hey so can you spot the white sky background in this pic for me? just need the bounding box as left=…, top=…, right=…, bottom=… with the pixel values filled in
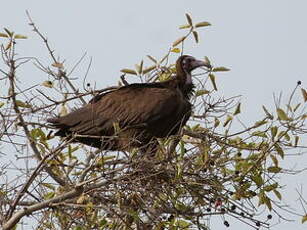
left=1, top=0, right=307, bottom=229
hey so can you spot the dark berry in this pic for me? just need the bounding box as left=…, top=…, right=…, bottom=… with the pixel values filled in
left=228, top=191, right=234, bottom=195
left=221, top=208, right=226, bottom=213
left=87, top=83, right=90, bottom=87
left=256, top=221, right=261, bottom=227
left=206, top=207, right=211, bottom=212
left=231, top=205, right=236, bottom=211
left=224, top=221, right=230, bottom=227
left=267, top=214, right=272, bottom=219
left=235, top=170, right=240, bottom=175
left=240, top=212, right=245, bottom=217
left=297, top=80, right=302, bottom=85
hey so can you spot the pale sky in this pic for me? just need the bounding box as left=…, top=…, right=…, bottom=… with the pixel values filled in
left=1, top=1, right=307, bottom=229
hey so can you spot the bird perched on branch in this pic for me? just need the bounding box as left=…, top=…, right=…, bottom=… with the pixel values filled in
left=48, top=55, right=208, bottom=152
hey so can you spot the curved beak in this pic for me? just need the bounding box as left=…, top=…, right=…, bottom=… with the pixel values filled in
left=191, top=59, right=211, bottom=70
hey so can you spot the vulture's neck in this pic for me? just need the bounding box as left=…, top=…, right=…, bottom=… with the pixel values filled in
left=176, top=67, right=194, bottom=99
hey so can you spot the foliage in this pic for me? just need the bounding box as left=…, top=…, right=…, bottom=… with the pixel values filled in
left=0, top=13, right=306, bottom=230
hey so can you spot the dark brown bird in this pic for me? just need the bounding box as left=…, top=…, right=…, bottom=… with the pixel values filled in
left=48, top=55, right=208, bottom=152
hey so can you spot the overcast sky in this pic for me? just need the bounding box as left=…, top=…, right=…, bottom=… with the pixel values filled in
left=1, top=1, right=307, bottom=229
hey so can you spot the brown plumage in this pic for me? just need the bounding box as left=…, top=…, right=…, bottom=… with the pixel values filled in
left=48, top=55, right=208, bottom=151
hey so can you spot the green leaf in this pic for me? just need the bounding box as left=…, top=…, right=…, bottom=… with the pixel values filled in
left=262, top=105, right=274, bottom=119
left=120, top=68, right=137, bottom=75
left=270, top=154, right=279, bottom=167
left=0, top=102, right=5, bottom=108
left=274, top=143, right=284, bottom=158
left=195, top=21, right=211, bottom=28
left=14, top=34, right=27, bottom=39
left=273, top=189, right=282, bottom=200
left=252, top=131, right=268, bottom=138
left=212, top=66, right=230, bottom=72
left=193, top=31, right=199, bottom=43
left=147, top=55, right=157, bottom=63
left=263, top=183, right=278, bottom=192
left=276, top=108, right=289, bottom=121
left=4, top=28, right=13, bottom=37
left=179, top=24, right=191, bottom=29
left=44, top=192, right=55, bottom=200
left=195, top=89, right=210, bottom=97
left=252, top=174, right=264, bottom=187
left=233, top=103, right=241, bottom=115
left=301, top=88, right=307, bottom=102
left=0, top=33, right=8, bottom=38
left=41, top=183, right=56, bottom=190
left=209, top=73, right=217, bottom=91
left=267, top=166, right=282, bottom=173
left=302, top=215, right=307, bottom=224
left=264, top=195, right=272, bottom=211
left=15, top=100, right=31, bottom=108
left=171, top=47, right=181, bottom=53
left=223, top=115, right=233, bottom=127
left=185, top=13, right=193, bottom=26
left=142, top=65, right=156, bottom=74
left=204, top=56, right=211, bottom=68
left=214, top=117, right=220, bottom=128
left=172, top=36, right=186, bottom=47
left=270, top=126, right=278, bottom=139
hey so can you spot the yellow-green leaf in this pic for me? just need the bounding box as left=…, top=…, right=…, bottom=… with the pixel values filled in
left=214, top=118, right=220, bottom=128
left=274, top=143, right=284, bottom=158
left=195, top=89, right=210, bottom=97
left=193, top=31, right=199, bottom=43
left=4, top=28, right=13, bottom=37
left=204, top=56, right=211, bottom=68
left=301, top=88, right=307, bottom=102
left=273, top=189, right=282, bottom=200
left=195, top=21, right=211, bottom=28
left=0, top=33, right=8, bottom=38
left=172, top=36, right=186, bottom=47
left=252, top=131, right=268, bottom=138
left=267, top=166, right=282, bottom=173
left=252, top=174, right=264, bottom=187
left=0, top=102, right=5, bottom=108
left=264, top=195, right=272, bottom=211
left=223, top=115, right=233, bottom=127
left=120, top=68, right=137, bottom=75
left=14, top=34, right=28, bottom=39
left=270, top=126, right=278, bottom=139
left=262, top=105, right=274, bottom=119
left=270, top=154, right=279, bottom=167
left=212, top=66, right=230, bottom=72
left=171, top=48, right=181, bottom=53
left=276, top=108, right=289, bottom=121
left=233, top=103, right=241, bottom=115
left=44, top=192, right=55, bottom=200
left=15, top=100, right=31, bottom=108
left=209, top=73, right=217, bottom=91
left=185, top=13, right=193, bottom=26
left=147, top=55, right=157, bottom=63
left=41, top=183, right=55, bottom=190
left=263, top=183, right=278, bottom=192
left=179, top=24, right=191, bottom=30
left=42, top=80, right=53, bottom=88
left=142, top=65, right=156, bottom=74
left=302, top=215, right=307, bottom=224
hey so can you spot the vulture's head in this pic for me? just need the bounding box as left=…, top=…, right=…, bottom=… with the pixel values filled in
left=176, top=55, right=210, bottom=85
left=176, top=55, right=209, bottom=74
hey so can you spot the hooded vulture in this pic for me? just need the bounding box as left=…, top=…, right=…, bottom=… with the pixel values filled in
left=48, top=55, right=208, bottom=152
